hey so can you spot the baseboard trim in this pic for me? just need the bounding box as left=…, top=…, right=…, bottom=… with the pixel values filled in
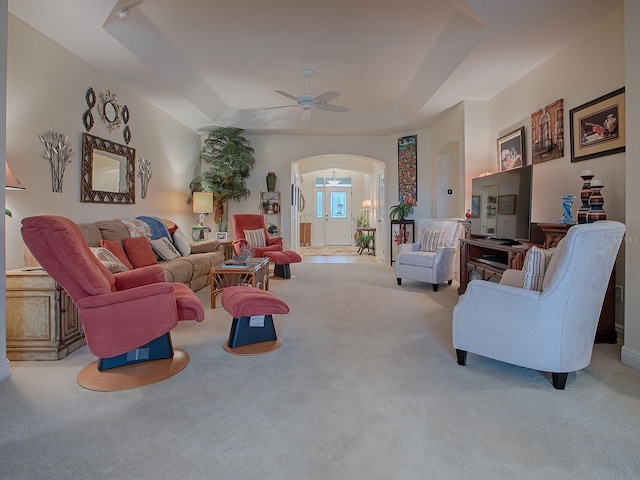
left=0, top=357, right=10, bottom=382
left=621, top=345, right=640, bottom=371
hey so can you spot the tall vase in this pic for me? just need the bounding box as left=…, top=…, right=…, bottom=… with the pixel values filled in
left=578, top=171, right=594, bottom=224
left=587, top=180, right=606, bottom=223
left=266, top=172, right=277, bottom=192
left=558, top=195, right=576, bottom=225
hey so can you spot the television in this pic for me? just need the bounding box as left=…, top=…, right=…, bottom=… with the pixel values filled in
left=470, top=165, right=532, bottom=244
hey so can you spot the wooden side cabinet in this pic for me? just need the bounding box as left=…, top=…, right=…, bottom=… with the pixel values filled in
left=5, top=269, right=85, bottom=360
left=300, top=222, right=311, bottom=246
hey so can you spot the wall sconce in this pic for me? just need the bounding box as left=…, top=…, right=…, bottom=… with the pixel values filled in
left=192, top=192, right=213, bottom=241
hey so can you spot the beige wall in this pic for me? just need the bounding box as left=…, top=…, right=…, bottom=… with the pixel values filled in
left=4, top=15, right=203, bottom=271
left=622, top=0, right=640, bottom=370
left=1, top=0, right=8, bottom=382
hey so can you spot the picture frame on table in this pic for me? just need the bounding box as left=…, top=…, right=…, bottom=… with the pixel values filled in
left=570, top=87, right=625, bottom=163
left=216, top=232, right=228, bottom=242
left=497, top=127, right=525, bottom=172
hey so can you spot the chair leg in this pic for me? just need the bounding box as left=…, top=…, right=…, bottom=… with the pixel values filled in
left=97, top=333, right=174, bottom=371
left=432, top=284, right=439, bottom=292
left=456, top=349, right=467, bottom=366
left=552, top=372, right=568, bottom=390
left=397, top=278, right=402, bottom=286
left=274, top=263, right=291, bottom=278
left=448, top=279, right=452, bottom=285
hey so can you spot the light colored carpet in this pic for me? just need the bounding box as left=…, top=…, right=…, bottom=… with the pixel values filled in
left=2, top=261, right=640, bottom=479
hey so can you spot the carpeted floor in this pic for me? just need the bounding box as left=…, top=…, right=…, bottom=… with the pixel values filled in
left=2, top=260, right=640, bottom=479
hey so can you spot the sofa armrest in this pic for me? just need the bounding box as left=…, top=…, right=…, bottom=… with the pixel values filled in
left=114, top=265, right=165, bottom=290
left=190, top=239, right=221, bottom=254
left=268, top=236, right=283, bottom=247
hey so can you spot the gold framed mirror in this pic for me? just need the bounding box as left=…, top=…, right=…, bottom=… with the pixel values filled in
left=81, top=133, right=136, bottom=204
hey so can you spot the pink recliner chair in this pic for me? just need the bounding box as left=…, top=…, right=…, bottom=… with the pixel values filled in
left=21, top=215, right=205, bottom=389
left=232, top=214, right=283, bottom=256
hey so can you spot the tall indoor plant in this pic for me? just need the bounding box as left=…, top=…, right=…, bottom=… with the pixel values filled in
left=189, top=127, right=256, bottom=230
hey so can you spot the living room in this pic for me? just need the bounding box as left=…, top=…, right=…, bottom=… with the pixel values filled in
left=2, top=1, right=640, bottom=477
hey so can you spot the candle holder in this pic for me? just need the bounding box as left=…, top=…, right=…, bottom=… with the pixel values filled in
left=578, top=172, right=594, bottom=224
left=587, top=180, right=606, bottom=223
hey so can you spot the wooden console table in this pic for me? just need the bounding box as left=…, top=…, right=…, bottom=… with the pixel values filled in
left=5, top=268, right=84, bottom=360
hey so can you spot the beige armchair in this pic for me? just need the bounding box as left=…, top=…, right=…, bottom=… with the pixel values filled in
left=452, top=221, right=625, bottom=389
left=395, top=218, right=465, bottom=291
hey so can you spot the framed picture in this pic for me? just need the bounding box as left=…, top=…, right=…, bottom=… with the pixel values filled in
left=216, top=232, right=228, bottom=242
left=570, top=87, right=625, bottom=162
left=471, top=195, right=480, bottom=218
left=497, top=194, right=516, bottom=214
left=497, top=127, right=525, bottom=172
left=531, top=99, right=564, bottom=164
left=398, top=135, right=417, bottom=205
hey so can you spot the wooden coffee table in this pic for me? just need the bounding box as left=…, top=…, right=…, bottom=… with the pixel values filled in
left=209, top=257, right=270, bottom=308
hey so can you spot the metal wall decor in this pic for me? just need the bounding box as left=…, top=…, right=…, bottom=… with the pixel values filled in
left=137, top=157, right=152, bottom=199
left=81, top=132, right=135, bottom=204
left=83, top=87, right=96, bottom=131
left=122, top=105, right=132, bottom=144
left=38, top=131, right=74, bottom=193
left=98, top=90, right=122, bottom=132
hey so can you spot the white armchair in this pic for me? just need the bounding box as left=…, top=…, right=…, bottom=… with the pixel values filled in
left=395, top=218, right=465, bottom=292
left=452, top=221, right=625, bottom=389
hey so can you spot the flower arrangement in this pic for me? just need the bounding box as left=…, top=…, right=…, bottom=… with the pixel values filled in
left=394, top=225, right=410, bottom=245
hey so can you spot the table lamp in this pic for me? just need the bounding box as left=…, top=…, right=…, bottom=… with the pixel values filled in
left=192, top=192, right=213, bottom=241
left=361, top=198, right=373, bottom=226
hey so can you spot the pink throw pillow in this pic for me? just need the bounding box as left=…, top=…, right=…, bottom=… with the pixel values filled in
left=122, top=237, right=158, bottom=268
left=101, top=239, right=134, bottom=270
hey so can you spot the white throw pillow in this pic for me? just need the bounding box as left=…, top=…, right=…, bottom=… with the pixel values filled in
left=244, top=228, right=266, bottom=248
left=150, top=237, right=182, bottom=261
left=90, top=247, right=129, bottom=273
left=420, top=229, right=446, bottom=252
left=172, top=227, right=191, bottom=257
left=521, top=246, right=556, bottom=291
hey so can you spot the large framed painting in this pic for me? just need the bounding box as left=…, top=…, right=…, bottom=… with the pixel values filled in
left=531, top=99, right=564, bottom=164
left=497, top=127, right=525, bottom=172
left=398, top=135, right=417, bottom=205
left=570, top=87, right=625, bottom=162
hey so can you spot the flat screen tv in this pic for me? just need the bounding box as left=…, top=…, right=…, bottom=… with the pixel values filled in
left=470, top=165, right=532, bottom=243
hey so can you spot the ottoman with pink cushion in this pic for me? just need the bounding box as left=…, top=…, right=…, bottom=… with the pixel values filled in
left=221, top=286, right=289, bottom=353
left=264, top=250, right=302, bottom=278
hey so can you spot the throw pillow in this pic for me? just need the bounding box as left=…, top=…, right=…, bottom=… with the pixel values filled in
left=150, top=237, right=182, bottom=262
left=521, top=246, right=556, bottom=291
left=172, top=227, right=191, bottom=257
left=100, top=239, right=134, bottom=270
left=90, top=247, right=129, bottom=273
left=420, top=229, right=446, bottom=252
left=122, top=237, right=158, bottom=268
left=244, top=228, right=266, bottom=248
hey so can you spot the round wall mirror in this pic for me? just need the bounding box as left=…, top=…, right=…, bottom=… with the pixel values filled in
left=104, top=102, right=118, bottom=122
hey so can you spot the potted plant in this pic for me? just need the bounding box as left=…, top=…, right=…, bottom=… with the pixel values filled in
left=188, top=127, right=256, bottom=226
left=389, top=203, right=414, bottom=245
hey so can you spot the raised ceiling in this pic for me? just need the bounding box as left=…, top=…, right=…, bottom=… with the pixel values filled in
left=9, top=0, right=623, bottom=135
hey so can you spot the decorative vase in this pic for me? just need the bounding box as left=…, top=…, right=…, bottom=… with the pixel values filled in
left=587, top=179, right=606, bottom=223
left=266, top=172, right=277, bottom=192
left=558, top=195, right=576, bottom=225
left=578, top=170, right=594, bottom=224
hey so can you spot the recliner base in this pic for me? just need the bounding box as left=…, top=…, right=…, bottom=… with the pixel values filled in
left=97, top=333, right=174, bottom=371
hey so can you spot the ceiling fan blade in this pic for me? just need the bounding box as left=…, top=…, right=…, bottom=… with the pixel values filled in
left=316, top=104, right=349, bottom=113
left=313, top=91, right=340, bottom=103
left=262, top=104, right=298, bottom=110
left=275, top=90, right=299, bottom=102
left=301, top=108, right=312, bottom=121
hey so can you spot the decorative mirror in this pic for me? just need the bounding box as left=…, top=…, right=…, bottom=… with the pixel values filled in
left=81, top=133, right=135, bottom=204
left=98, top=90, right=122, bottom=132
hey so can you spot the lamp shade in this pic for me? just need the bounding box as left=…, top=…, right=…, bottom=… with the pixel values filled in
left=6, top=161, right=26, bottom=190
left=192, top=192, right=213, bottom=213
left=361, top=198, right=373, bottom=210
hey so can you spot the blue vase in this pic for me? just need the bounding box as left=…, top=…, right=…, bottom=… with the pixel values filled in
left=558, top=195, right=576, bottom=225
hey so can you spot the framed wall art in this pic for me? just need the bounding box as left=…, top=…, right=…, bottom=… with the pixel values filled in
left=570, top=87, right=625, bottom=162
left=398, top=135, right=417, bottom=205
left=531, top=99, right=564, bottom=164
left=497, top=127, right=525, bottom=172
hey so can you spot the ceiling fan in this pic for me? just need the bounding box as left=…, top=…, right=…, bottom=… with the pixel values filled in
left=266, top=69, right=349, bottom=120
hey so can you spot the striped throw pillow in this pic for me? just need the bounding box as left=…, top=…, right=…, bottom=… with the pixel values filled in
left=244, top=229, right=266, bottom=248
left=420, top=229, right=446, bottom=252
left=521, top=246, right=556, bottom=291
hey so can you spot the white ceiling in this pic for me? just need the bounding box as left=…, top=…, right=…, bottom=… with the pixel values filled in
left=9, top=0, right=623, bottom=135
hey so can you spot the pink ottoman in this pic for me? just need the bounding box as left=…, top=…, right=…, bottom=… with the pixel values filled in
left=264, top=250, right=302, bottom=278
left=221, top=286, right=289, bottom=353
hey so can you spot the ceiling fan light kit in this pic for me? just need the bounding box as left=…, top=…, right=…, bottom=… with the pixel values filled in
left=269, top=69, right=349, bottom=119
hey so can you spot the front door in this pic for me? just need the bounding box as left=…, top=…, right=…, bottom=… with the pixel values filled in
left=312, top=186, right=352, bottom=246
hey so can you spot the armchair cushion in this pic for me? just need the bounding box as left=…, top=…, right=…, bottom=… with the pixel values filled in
left=123, top=237, right=158, bottom=268
left=521, top=245, right=556, bottom=291
left=244, top=228, right=267, bottom=247
left=420, top=229, right=446, bottom=252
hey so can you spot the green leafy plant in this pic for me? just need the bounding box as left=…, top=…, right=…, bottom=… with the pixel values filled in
left=355, top=233, right=373, bottom=248
left=188, top=127, right=256, bottom=223
left=389, top=203, right=414, bottom=221
left=353, top=213, right=369, bottom=227
left=5, top=208, right=12, bottom=217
